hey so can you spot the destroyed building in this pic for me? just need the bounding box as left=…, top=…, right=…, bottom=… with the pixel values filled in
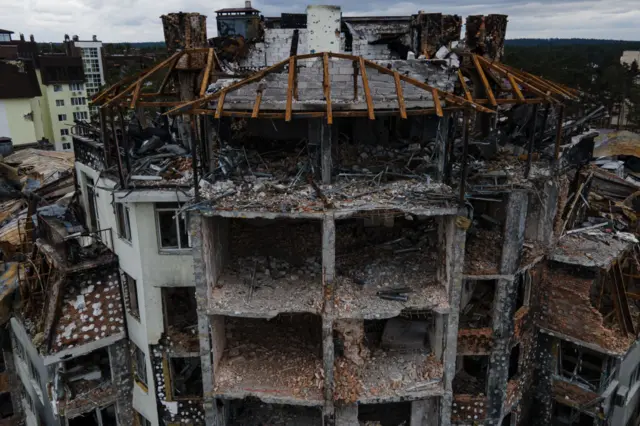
left=0, top=3, right=633, bottom=426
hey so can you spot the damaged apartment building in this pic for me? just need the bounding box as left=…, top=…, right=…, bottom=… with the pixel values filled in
left=5, top=2, right=631, bottom=426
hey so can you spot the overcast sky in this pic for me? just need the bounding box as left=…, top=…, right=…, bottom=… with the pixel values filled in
left=3, top=0, right=639, bottom=43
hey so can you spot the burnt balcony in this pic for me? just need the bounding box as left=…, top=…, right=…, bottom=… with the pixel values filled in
left=72, top=134, right=106, bottom=172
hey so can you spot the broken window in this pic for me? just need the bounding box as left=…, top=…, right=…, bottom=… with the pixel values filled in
left=122, top=271, right=139, bottom=319
left=508, top=344, right=520, bottom=380
left=100, top=404, right=117, bottom=426
left=64, top=347, right=111, bottom=398
left=464, top=197, right=506, bottom=275
left=69, top=411, right=99, bottom=426
left=228, top=398, right=323, bottom=425
left=170, top=357, right=203, bottom=398
left=453, top=355, right=489, bottom=394
left=136, top=411, right=151, bottom=426
left=132, top=342, right=147, bottom=388
left=459, top=280, right=495, bottom=329
left=163, top=287, right=198, bottom=352
left=156, top=203, right=190, bottom=250
left=558, top=340, right=606, bottom=391
left=214, top=218, right=323, bottom=316
left=553, top=402, right=595, bottom=426
left=358, top=401, right=411, bottom=425
left=334, top=215, right=442, bottom=318
left=115, top=203, right=131, bottom=242
left=85, top=175, right=99, bottom=231
left=0, top=392, right=13, bottom=419
left=215, top=314, right=323, bottom=400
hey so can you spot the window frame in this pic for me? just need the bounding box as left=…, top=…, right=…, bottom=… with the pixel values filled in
left=55, top=99, right=64, bottom=107
left=62, top=142, right=71, bottom=150
left=131, top=343, right=148, bottom=389
left=60, top=129, right=69, bottom=136
left=53, top=84, right=62, bottom=92
left=115, top=203, right=132, bottom=242
left=122, top=271, right=140, bottom=320
left=155, top=203, right=191, bottom=252
left=57, top=114, right=67, bottom=122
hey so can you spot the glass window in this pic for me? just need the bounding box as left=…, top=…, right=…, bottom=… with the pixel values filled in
left=132, top=343, right=147, bottom=387
left=55, top=99, right=64, bottom=107
left=115, top=204, right=131, bottom=242
left=156, top=203, right=190, bottom=250
left=60, top=129, right=69, bottom=136
left=53, top=84, right=62, bottom=92
left=121, top=271, right=139, bottom=319
left=57, top=114, right=66, bottom=121
left=70, top=82, right=83, bottom=91
left=62, top=142, right=71, bottom=150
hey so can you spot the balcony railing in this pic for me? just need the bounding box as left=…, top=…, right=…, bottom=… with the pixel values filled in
left=72, top=135, right=106, bottom=171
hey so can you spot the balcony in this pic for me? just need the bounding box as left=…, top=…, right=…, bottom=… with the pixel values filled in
left=72, top=135, right=106, bottom=172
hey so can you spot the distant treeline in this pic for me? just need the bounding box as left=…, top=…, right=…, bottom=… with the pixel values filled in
left=506, top=38, right=640, bottom=47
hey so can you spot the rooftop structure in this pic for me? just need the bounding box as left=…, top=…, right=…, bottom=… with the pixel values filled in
left=1, top=4, right=639, bottom=426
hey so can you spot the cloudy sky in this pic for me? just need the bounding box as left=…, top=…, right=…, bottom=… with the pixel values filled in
left=3, top=0, right=639, bottom=42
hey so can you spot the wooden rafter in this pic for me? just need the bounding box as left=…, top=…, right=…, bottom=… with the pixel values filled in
left=501, top=63, right=579, bottom=99
left=129, top=83, right=142, bottom=109
left=214, top=91, right=226, bottom=119
left=157, top=53, right=182, bottom=95
left=323, top=53, right=333, bottom=125
left=507, top=74, right=525, bottom=101
left=103, top=50, right=183, bottom=107
left=252, top=86, right=264, bottom=118
left=359, top=57, right=375, bottom=120
left=193, top=107, right=458, bottom=119
left=393, top=71, right=407, bottom=119
left=169, top=51, right=496, bottom=117
left=168, top=56, right=292, bottom=115
left=286, top=56, right=296, bottom=122
left=477, top=56, right=557, bottom=103
left=472, top=54, right=497, bottom=107
left=431, top=88, right=443, bottom=118
left=458, top=70, right=473, bottom=103
left=200, top=48, right=215, bottom=97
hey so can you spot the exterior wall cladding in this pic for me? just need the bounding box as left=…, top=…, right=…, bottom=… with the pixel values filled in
left=63, top=5, right=640, bottom=426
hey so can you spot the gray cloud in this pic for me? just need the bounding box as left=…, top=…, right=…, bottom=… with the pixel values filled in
left=2, top=0, right=638, bottom=42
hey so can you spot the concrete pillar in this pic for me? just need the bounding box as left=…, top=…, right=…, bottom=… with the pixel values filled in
left=191, top=213, right=225, bottom=426
left=525, top=180, right=559, bottom=250
left=411, top=398, right=440, bottom=426
left=532, top=334, right=556, bottom=426
left=434, top=113, right=450, bottom=182
left=335, top=404, right=358, bottom=426
left=108, top=339, right=133, bottom=425
left=486, top=191, right=529, bottom=423
left=309, top=119, right=333, bottom=184
left=322, top=213, right=336, bottom=424
left=440, top=213, right=467, bottom=426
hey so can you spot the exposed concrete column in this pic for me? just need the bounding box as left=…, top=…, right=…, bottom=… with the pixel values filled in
left=525, top=180, right=559, bottom=250
left=322, top=213, right=336, bottom=425
left=440, top=213, right=467, bottom=426
left=309, top=119, right=333, bottom=184
left=531, top=334, right=556, bottom=426
left=411, top=398, right=439, bottom=426
left=108, top=339, right=133, bottom=425
left=191, top=213, right=225, bottom=426
left=486, top=191, right=529, bottom=423
left=335, top=404, right=358, bottom=426
left=434, top=112, right=450, bottom=182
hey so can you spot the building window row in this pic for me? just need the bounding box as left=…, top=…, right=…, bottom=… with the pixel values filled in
left=71, top=97, right=87, bottom=106
left=73, top=111, right=89, bottom=121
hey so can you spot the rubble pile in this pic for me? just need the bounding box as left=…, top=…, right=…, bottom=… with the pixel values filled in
left=213, top=256, right=324, bottom=315
left=215, top=316, right=324, bottom=401
left=464, top=228, right=502, bottom=275
left=336, top=140, right=438, bottom=177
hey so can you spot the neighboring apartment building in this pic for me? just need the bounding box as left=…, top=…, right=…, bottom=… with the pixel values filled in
left=0, top=57, right=43, bottom=147
left=10, top=207, right=133, bottom=426
left=36, top=56, right=90, bottom=151
left=72, top=136, right=197, bottom=425
left=64, top=36, right=106, bottom=117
